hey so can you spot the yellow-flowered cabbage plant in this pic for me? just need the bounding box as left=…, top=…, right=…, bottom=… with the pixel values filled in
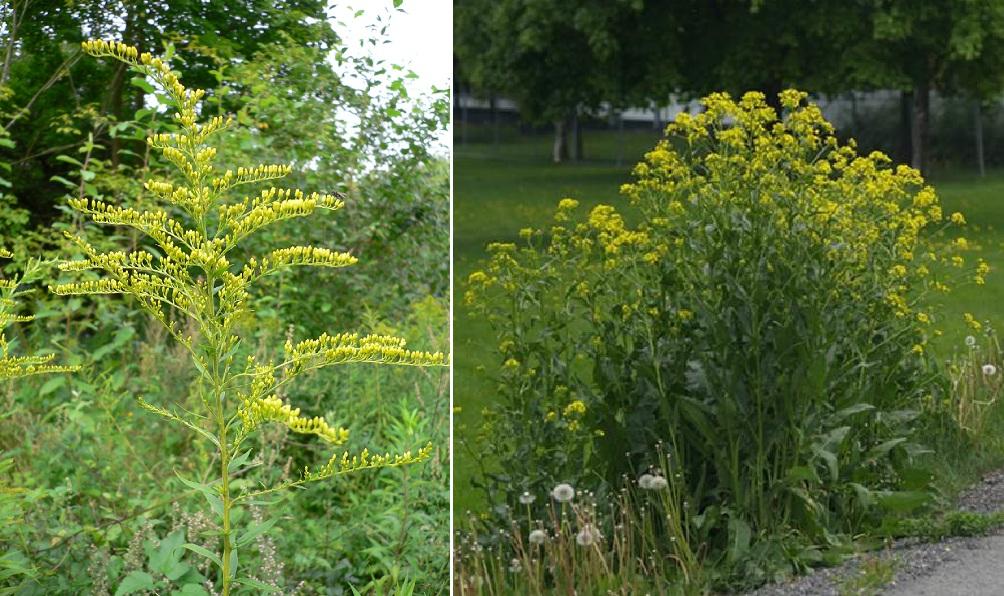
left=55, top=41, right=447, bottom=595
left=466, top=90, right=977, bottom=584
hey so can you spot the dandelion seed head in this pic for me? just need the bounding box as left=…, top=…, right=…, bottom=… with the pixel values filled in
left=519, top=491, right=535, bottom=505
left=576, top=524, right=601, bottom=546
left=984, top=363, right=998, bottom=376
left=551, top=483, right=575, bottom=502
left=528, top=529, right=547, bottom=544
left=647, top=475, right=669, bottom=491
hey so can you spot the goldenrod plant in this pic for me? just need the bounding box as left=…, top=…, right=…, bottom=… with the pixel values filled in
left=55, top=40, right=447, bottom=594
left=465, top=90, right=982, bottom=588
left=0, top=250, right=77, bottom=380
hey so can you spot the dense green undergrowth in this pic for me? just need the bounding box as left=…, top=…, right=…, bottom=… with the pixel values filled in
left=0, top=14, right=449, bottom=595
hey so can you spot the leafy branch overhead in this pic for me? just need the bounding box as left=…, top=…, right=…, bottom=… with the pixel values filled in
left=50, top=40, right=447, bottom=594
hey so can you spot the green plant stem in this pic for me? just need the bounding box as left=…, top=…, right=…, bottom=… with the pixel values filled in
left=217, top=374, right=233, bottom=594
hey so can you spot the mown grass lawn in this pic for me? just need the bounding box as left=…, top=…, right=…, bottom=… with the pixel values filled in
left=453, top=126, right=1004, bottom=512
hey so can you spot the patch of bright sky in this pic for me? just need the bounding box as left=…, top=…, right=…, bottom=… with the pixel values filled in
left=328, top=0, right=451, bottom=151
left=329, top=0, right=451, bottom=93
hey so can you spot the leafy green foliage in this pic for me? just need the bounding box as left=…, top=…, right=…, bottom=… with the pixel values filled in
left=0, top=9, right=448, bottom=593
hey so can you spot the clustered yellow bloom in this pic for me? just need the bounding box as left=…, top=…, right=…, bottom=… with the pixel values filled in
left=238, top=395, right=349, bottom=444
left=613, top=89, right=984, bottom=328
left=0, top=253, right=78, bottom=380
left=562, top=399, right=587, bottom=417
left=283, top=332, right=446, bottom=374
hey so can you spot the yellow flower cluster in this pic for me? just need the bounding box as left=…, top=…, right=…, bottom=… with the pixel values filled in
left=617, top=90, right=976, bottom=323
left=238, top=395, right=349, bottom=444
left=249, top=246, right=358, bottom=279
left=562, top=399, right=586, bottom=417
left=283, top=332, right=447, bottom=374
left=307, top=443, right=434, bottom=482
left=0, top=253, right=78, bottom=380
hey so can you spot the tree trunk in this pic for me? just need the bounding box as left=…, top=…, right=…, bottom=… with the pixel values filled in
left=911, top=80, right=930, bottom=174
left=652, top=101, right=662, bottom=131
left=764, top=79, right=783, bottom=112
left=490, top=94, right=499, bottom=146
left=849, top=92, right=859, bottom=140
left=0, top=0, right=25, bottom=86
left=570, top=111, right=583, bottom=162
left=458, top=91, right=468, bottom=145
left=552, top=119, right=568, bottom=163
left=899, top=91, right=913, bottom=165
left=616, top=111, right=625, bottom=168
left=974, top=100, right=985, bottom=177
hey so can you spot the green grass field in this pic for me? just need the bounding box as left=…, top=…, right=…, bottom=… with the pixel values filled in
left=453, top=126, right=1004, bottom=512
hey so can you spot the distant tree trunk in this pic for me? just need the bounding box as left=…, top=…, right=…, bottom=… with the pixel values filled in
left=616, top=111, right=625, bottom=167
left=900, top=90, right=913, bottom=165
left=849, top=92, right=859, bottom=140
left=764, top=79, right=783, bottom=112
left=490, top=94, right=499, bottom=146
left=0, top=0, right=26, bottom=86
left=652, top=100, right=662, bottom=131
left=457, top=90, right=468, bottom=145
left=570, top=111, right=583, bottom=162
left=552, top=118, right=568, bottom=163
left=974, top=100, right=985, bottom=177
left=911, top=79, right=930, bottom=174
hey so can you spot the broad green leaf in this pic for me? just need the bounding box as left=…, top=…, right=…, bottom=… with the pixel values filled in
left=114, top=571, right=155, bottom=596
left=38, top=377, right=66, bottom=397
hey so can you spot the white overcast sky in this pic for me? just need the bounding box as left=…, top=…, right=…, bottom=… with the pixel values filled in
left=330, top=0, right=452, bottom=92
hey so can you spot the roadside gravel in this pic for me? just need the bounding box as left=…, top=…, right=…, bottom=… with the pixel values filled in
left=747, top=469, right=1004, bottom=595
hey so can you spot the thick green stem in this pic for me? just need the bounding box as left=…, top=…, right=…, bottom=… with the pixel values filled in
left=218, top=381, right=232, bottom=595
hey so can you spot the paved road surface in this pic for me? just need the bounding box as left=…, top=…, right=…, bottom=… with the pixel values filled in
left=884, top=533, right=1004, bottom=595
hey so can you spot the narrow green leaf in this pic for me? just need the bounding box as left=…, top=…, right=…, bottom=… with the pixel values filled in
left=235, top=517, right=277, bottom=548
left=54, top=154, right=84, bottom=167
left=234, top=577, right=281, bottom=593
left=182, top=543, right=222, bottom=569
